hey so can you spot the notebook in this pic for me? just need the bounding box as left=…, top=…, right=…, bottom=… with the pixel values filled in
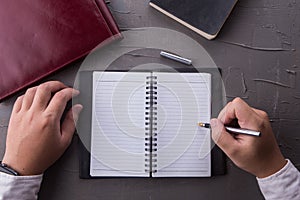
left=149, top=0, right=238, bottom=40
left=0, top=0, right=120, bottom=101
left=90, top=71, right=211, bottom=177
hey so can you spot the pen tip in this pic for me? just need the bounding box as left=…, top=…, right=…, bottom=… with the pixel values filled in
left=198, top=122, right=204, bottom=127
left=198, top=122, right=210, bottom=128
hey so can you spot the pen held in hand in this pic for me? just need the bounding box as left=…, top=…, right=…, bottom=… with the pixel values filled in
left=198, top=122, right=261, bottom=137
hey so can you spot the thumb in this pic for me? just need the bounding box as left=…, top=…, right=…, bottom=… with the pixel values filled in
left=210, top=118, right=236, bottom=153
left=61, top=104, right=83, bottom=146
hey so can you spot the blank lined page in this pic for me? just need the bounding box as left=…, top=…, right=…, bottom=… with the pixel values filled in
left=90, top=72, right=149, bottom=177
left=153, top=72, right=211, bottom=177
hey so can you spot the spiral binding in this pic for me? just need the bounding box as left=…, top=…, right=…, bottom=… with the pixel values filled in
left=144, top=74, right=158, bottom=175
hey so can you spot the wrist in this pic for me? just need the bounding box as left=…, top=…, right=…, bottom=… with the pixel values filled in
left=0, top=161, right=20, bottom=176
left=2, top=155, right=46, bottom=176
left=255, top=155, right=287, bottom=178
left=2, top=156, right=28, bottom=176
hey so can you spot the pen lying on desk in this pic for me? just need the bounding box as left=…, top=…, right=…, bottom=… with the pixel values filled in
left=198, top=122, right=261, bottom=137
left=160, top=51, right=192, bottom=65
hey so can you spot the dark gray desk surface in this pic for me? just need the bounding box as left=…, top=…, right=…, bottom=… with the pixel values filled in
left=1, top=0, right=299, bottom=199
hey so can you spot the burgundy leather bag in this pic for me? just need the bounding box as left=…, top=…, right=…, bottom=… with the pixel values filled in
left=0, top=0, right=120, bottom=101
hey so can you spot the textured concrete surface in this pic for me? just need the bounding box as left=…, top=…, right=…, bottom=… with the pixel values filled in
left=0, top=0, right=299, bottom=199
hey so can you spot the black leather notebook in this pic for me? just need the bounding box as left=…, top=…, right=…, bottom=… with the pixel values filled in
left=76, top=48, right=226, bottom=178
left=77, top=69, right=226, bottom=178
left=149, top=0, right=238, bottom=40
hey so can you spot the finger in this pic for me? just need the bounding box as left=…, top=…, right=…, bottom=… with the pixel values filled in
left=46, top=88, right=80, bottom=119
left=218, top=101, right=232, bottom=122
left=252, top=108, right=268, bottom=119
left=12, top=95, right=24, bottom=113
left=22, top=87, right=38, bottom=110
left=219, top=98, right=258, bottom=129
left=210, top=118, right=238, bottom=154
left=32, top=81, right=67, bottom=110
left=218, top=98, right=247, bottom=123
left=60, top=104, right=83, bottom=147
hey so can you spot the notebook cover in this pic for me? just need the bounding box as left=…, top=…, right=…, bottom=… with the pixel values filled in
left=77, top=71, right=93, bottom=179
left=77, top=68, right=226, bottom=178
left=149, top=0, right=237, bottom=40
left=0, top=0, right=121, bottom=101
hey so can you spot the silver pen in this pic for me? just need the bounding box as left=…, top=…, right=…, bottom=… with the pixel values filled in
left=160, top=51, right=192, bottom=65
left=198, top=122, right=261, bottom=137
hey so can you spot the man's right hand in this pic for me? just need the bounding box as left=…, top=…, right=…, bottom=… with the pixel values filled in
left=210, top=98, right=286, bottom=178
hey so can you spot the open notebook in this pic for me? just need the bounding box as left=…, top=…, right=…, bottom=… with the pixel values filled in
left=90, top=71, right=211, bottom=177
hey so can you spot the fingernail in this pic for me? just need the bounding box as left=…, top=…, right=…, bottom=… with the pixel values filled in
left=73, top=89, right=80, bottom=95
left=73, top=105, right=83, bottom=116
left=210, top=119, right=218, bottom=128
left=73, top=105, right=83, bottom=124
